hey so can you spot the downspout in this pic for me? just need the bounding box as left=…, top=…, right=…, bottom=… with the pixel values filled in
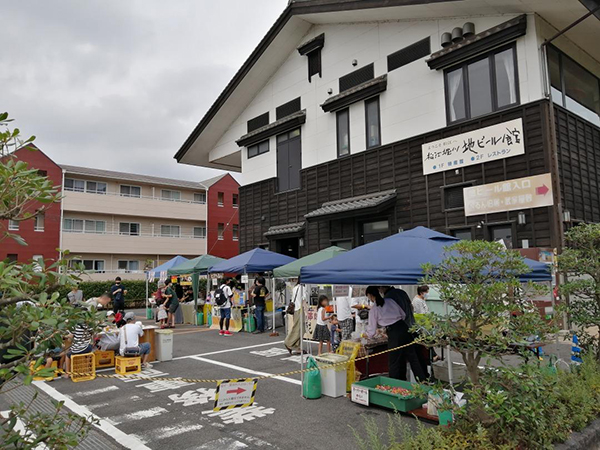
left=59, top=168, right=66, bottom=268
left=199, top=181, right=208, bottom=255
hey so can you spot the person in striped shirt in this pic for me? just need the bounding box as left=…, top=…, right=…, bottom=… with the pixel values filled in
left=63, top=323, right=93, bottom=378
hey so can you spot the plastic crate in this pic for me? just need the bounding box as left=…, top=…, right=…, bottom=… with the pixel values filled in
left=71, top=353, right=96, bottom=383
left=30, top=360, right=59, bottom=381
left=352, top=376, right=429, bottom=412
left=337, top=341, right=361, bottom=392
left=115, top=356, right=141, bottom=375
left=94, top=350, right=115, bottom=368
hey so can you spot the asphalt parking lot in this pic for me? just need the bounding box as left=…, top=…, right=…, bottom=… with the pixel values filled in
left=33, top=314, right=409, bottom=450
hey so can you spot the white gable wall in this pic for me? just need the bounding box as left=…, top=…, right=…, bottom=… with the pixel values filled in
left=210, top=14, right=544, bottom=186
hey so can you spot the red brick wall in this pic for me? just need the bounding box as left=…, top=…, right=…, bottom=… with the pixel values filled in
left=207, top=174, right=240, bottom=259
left=0, top=146, right=62, bottom=264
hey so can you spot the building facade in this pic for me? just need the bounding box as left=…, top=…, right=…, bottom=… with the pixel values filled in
left=204, top=173, right=241, bottom=259
left=176, top=0, right=600, bottom=259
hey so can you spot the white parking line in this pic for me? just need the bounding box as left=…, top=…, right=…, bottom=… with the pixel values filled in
left=173, top=340, right=285, bottom=360
left=33, top=381, right=152, bottom=450
left=71, top=385, right=119, bottom=397
left=190, top=356, right=301, bottom=385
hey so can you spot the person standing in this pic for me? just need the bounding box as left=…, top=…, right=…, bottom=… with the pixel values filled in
left=251, top=277, right=269, bottom=334
left=67, top=284, right=84, bottom=305
left=412, top=285, right=430, bottom=314
left=335, top=288, right=355, bottom=341
left=216, top=278, right=234, bottom=336
left=163, top=279, right=180, bottom=329
left=284, top=279, right=305, bottom=354
left=110, top=277, right=127, bottom=314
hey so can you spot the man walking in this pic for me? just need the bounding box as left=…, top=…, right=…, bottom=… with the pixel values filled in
left=251, top=277, right=269, bottom=334
left=215, top=278, right=234, bottom=336
left=110, top=277, right=127, bottom=314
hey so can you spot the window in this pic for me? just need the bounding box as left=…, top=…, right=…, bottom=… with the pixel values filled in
left=308, top=51, right=322, bottom=82
left=8, top=220, right=19, bottom=231
left=489, top=224, right=514, bottom=249
left=161, top=190, right=181, bottom=201
left=160, top=225, right=180, bottom=237
left=218, top=223, right=224, bottom=240
left=64, top=178, right=85, bottom=192
left=193, top=226, right=206, bottom=239
left=37, top=170, right=47, bottom=177
left=32, top=255, right=43, bottom=272
left=232, top=224, right=239, bottom=241
left=218, top=192, right=224, bottom=206
left=232, top=193, right=239, bottom=208
left=365, top=97, right=381, bottom=149
left=63, top=218, right=105, bottom=233
left=85, top=181, right=107, bottom=195
left=340, top=64, right=374, bottom=92
left=118, top=260, right=139, bottom=272
left=387, top=37, right=431, bottom=72
left=120, top=185, right=141, bottom=197
left=443, top=184, right=471, bottom=210
left=445, top=45, right=518, bottom=123
left=247, top=140, right=269, bottom=159
left=276, top=97, right=301, bottom=120
left=193, top=192, right=206, bottom=204
left=277, top=129, right=302, bottom=192
left=361, top=220, right=389, bottom=244
left=336, top=109, right=350, bottom=157
left=452, top=228, right=473, bottom=240
left=247, top=112, right=269, bottom=133
left=34, top=212, right=45, bottom=232
left=298, top=33, right=324, bottom=82
left=63, top=218, right=83, bottom=233
left=84, top=220, right=106, bottom=234
left=119, top=222, right=140, bottom=236
left=548, top=46, right=600, bottom=126
left=73, top=259, right=105, bottom=272
left=6, top=254, right=18, bottom=263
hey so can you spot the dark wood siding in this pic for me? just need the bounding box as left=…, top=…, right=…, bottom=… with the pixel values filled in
left=240, top=100, right=561, bottom=256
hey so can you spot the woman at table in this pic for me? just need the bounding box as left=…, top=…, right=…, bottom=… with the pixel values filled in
left=364, top=286, right=426, bottom=381
left=163, top=279, right=180, bottom=329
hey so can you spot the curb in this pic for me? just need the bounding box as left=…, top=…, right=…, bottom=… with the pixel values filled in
left=555, top=417, right=600, bottom=450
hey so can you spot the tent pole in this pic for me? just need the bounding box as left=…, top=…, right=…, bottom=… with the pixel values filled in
left=445, top=301, right=454, bottom=385
left=272, top=273, right=275, bottom=333
left=145, top=275, right=149, bottom=313
left=300, top=283, right=306, bottom=398
left=245, top=269, right=250, bottom=332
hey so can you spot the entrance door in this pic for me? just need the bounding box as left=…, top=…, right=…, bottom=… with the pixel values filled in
left=361, top=219, right=390, bottom=245
left=276, top=237, right=299, bottom=259
left=277, top=129, right=301, bottom=192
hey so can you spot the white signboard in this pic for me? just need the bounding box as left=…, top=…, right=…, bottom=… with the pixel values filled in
left=214, top=378, right=257, bottom=411
left=422, top=118, right=524, bottom=175
left=241, top=274, right=249, bottom=284
left=212, top=278, right=218, bottom=286
left=463, top=173, right=554, bottom=217
left=351, top=385, right=369, bottom=406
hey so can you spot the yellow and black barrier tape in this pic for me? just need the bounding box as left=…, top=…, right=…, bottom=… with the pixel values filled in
left=54, top=339, right=421, bottom=383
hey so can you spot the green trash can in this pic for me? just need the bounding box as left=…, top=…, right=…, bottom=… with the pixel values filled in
left=146, top=307, right=153, bottom=320
left=207, top=313, right=212, bottom=327
left=244, top=316, right=256, bottom=333
left=197, top=312, right=204, bottom=326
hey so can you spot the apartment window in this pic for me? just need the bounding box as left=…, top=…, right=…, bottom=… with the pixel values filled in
left=63, top=218, right=105, bottom=233
left=443, top=184, right=471, bottom=211
left=64, top=178, right=85, bottom=192
left=85, top=181, right=107, bottom=195
left=85, top=220, right=106, bottom=234
left=63, top=218, right=83, bottom=233
left=232, top=193, right=239, bottom=208
left=336, top=108, right=350, bottom=157
left=232, top=224, right=239, bottom=241
left=8, top=219, right=19, bottom=231
left=119, top=222, right=140, bottom=236
left=445, top=45, right=519, bottom=123
left=452, top=228, right=473, bottom=240
left=218, top=192, right=224, bottom=206
left=120, top=185, right=141, bottom=198
left=365, top=97, right=381, bottom=149
left=72, top=259, right=105, bottom=272
left=160, top=225, right=180, bottom=237
left=118, top=260, right=140, bottom=272
left=218, top=223, right=225, bottom=240
left=161, top=190, right=181, bottom=201
left=6, top=254, right=18, bottom=263
left=548, top=46, right=600, bottom=126
left=34, top=212, right=45, bottom=232
left=193, top=192, right=206, bottom=204
left=247, top=140, right=269, bottom=159
left=193, top=226, right=206, bottom=239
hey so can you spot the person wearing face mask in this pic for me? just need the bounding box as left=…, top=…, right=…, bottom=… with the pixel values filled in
left=412, top=285, right=430, bottom=314
left=110, top=277, right=128, bottom=314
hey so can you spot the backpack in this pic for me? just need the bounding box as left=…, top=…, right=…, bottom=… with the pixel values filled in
left=214, top=285, right=228, bottom=306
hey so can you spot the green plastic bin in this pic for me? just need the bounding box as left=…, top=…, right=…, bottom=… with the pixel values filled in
left=438, top=409, right=453, bottom=426
left=146, top=308, right=153, bottom=320
left=197, top=312, right=204, bottom=326
left=352, top=376, right=429, bottom=412
left=244, top=316, right=256, bottom=333
left=207, top=313, right=212, bottom=327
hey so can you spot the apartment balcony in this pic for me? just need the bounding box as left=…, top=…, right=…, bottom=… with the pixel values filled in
left=62, top=190, right=206, bottom=222
left=62, top=231, right=207, bottom=256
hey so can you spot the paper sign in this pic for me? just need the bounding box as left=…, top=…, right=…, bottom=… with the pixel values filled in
left=212, top=278, right=218, bottom=286
left=241, top=274, right=249, bottom=284
left=351, top=385, right=369, bottom=406
left=214, top=378, right=257, bottom=411
left=463, top=173, right=553, bottom=216
left=333, top=285, right=350, bottom=297
left=422, top=118, right=524, bottom=175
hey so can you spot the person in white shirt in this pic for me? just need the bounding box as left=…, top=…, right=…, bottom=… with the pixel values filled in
left=119, top=312, right=152, bottom=368
left=335, top=287, right=355, bottom=341
left=412, top=285, right=430, bottom=315
left=217, top=278, right=234, bottom=336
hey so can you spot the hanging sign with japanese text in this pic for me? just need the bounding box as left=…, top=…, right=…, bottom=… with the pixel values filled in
left=463, top=173, right=554, bottom=217
left=422, top=118, right=524, bottom=175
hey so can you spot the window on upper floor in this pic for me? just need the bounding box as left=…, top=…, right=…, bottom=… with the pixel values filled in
left=160, top=225, right=180, bottom=237
left=218, top=223, right=224, bottom=240
left=232, top=193, right=239, bottom=208
left=194, top=192, right=206, bottom=204
left=72, top=259, right=105, bottom=272
left=34, top=212, right=45, bottom=232
left=218, top=192, right=224, bottom=206
left=8, top=219, right=19, bottom=231
left=445, top=45, right=519, bottom=123
left=443, top=183, right=472, bottom=211
left=193, top=226, right=206, bottom=239
left=336, top=108, right=350, bottom=157
left=120, top=185, right=141, bottom=198
left=63, top=218, right=105, bottom=234
left=298, top=33, right=324, bottom=82
left=64, top=178, right=85, bottom=192
left=161, top=189, right=181, bottom=201
left=233, top=224, right=239, bottom=241
left=247, top=140, right=269, bottom=159
left=64, top=178, right=106, bottom=194
left=308, top=51, right=322, bottom=82
left=37, top=170, right=47, bottom=177
left=548, top=45, right=600, bottom=126
left=365, top=97, right=381, bottom=149
left=118, top=260, right=140, bottom=272
left=277, top=129, right=302, bottom=192
left=85, top=181, right=107, bottom=195
left=119, top=222, right=140, bottom=236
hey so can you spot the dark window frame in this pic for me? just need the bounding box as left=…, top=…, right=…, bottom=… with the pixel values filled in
left=441, top=181, right=474, bottom=212
left=364, top=96, right=381, bottom=149
left=449, top=226, right=474, bottom=240
left=247, top=140, right=270, bottom=159
left=308, top=50, right=322, bottom=82
left=485, top=221, right=517, bottom=249
left=276, top=128, right=302, bottom=193
left=336, top=108, right=351, bottom=158
left=444, top=44, right=520, bottom=124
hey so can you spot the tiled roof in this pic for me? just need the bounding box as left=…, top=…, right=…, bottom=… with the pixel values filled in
left=305, top=189, right=397, bottom=219
left=320, top=75, right=387, bottom=112
left=236, top=110, right=306, bottom=146
left=264, top=221, right=306, bottom=237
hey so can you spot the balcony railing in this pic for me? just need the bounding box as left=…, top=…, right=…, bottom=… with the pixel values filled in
left=62, top=229, right=206, bottom=239
left=63, top=187, right=206, bottom=205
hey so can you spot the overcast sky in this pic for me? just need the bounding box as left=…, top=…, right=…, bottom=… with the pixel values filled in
left=1, top=0, right=287, bottom=182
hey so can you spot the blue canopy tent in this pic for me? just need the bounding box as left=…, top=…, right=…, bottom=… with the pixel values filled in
left=209, top=248, right=296, bottom=332
left=145, top=256, right=189, bottom=317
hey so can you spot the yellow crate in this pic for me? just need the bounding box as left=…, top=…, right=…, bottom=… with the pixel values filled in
left=337, top=341, right=361, bottom=392
left=30, top=360, right=59, bottom=381
left=115, top=356, right=141, bottom=375
left=94, top=350, right=115, bottom=368
left=71, top=353, right=96, bottom=382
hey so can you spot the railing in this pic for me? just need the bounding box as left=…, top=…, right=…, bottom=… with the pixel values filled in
left=63, top=187, right=207, bottom=205
left=62, top=229, right=206, bottom=239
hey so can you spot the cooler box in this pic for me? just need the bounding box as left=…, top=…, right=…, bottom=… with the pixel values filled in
left=314, top=353, right=349, bottom=398
left=155, top=329, right=174, bottom=361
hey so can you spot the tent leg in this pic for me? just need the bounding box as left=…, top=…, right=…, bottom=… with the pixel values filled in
left=272, top=275, right=276, bottom=333
left=445, top=301, right=453, bottom=385
left=245, top=270, right=250, bottom=332
left=300, top=283, right=306, bottom=398
left=145, top=277, right=149, bottom=317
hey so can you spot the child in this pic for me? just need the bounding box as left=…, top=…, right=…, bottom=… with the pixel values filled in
left=329, top=314, right=342, bottom=351
left=157, top=301, right=168, bottom=328
left=314, top=295, right=331, bottom=355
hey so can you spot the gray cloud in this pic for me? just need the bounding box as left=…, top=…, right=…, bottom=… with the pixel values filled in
left=1, top=0, right=287, bottom=181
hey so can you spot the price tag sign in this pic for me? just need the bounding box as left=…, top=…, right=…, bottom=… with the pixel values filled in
left=212, top=278, right=218, bottom=286
left=351, top=385, right=369, bottom=406
left=241, top=274, right=249, bottom=284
